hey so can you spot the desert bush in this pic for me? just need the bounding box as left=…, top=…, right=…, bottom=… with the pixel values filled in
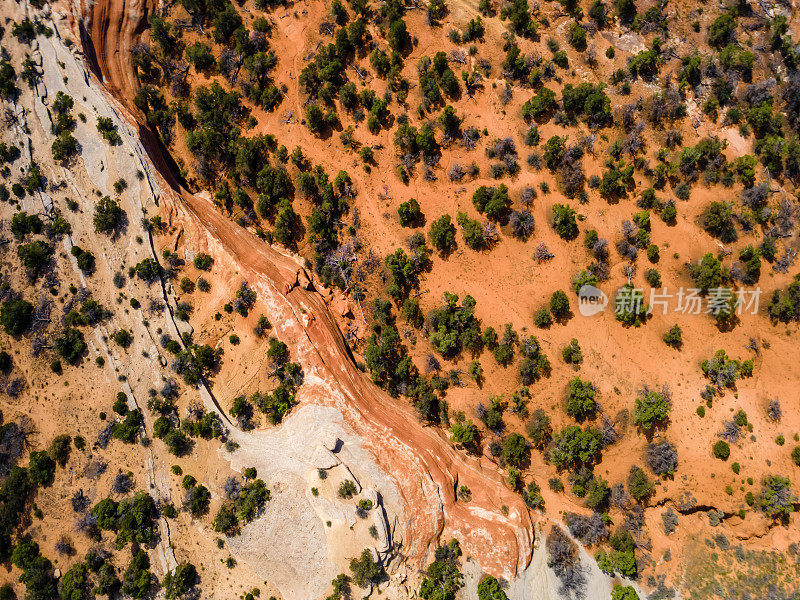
left=1, top=298, right=32, bottom=336
left=526, top=409, right=552, bottom=449
left=194, top=253, right=214, bottom=270
left=398, top=198, right=423, bottom=226
left=93, top=196, right=125, bottom=234
left=349, top=549, right=385, bottom=588
left=552, top=204, right=578, bottom=239
left=55, top=327, right=87, bottom=364
left=162, top=562, right=199, bottom=599
left=550, top=290, right=570, bottom=320
left=429, top=215, right=456, bottom=254
left=627, top=465, right=653, bottom=501
left=472, top=185, right=511, bottom=222
left=561, top=338, right=583, bottom=365
left=548, top=425, right=601, bottom=467
left=477, top=574, right=508, bottom=599
left=565, top=377, right=596, bottom=420
left=663, top=324, right=682, bottom=348
left=17, top=241, right=53, bottom=278
left=633, top=385, right=671, bottom=431
left=546, top=526, right=586, bottom=599
left=647, top=440, right=678, bottom=476
left=702, top=201, right=737, bottom=242
left=702, top=349, right=744, bottom=388
left=94, top=116, right=122, bottom=148
left=565, top=512, right=607, bottom=545
left=615, top=285, right=648, bottom=327
left=611, top=584, right=639, bottom=600
left=509, top=210, right=534, bottom=240
left=760, top=475, right=797, bottom=521
left=713, top=440, right=731, bottom=460
left=457, top=212, right=486, bottom=250
left=518, top=334, right=550, bottom=384
left=534, top=307, right=553, bottom=328
left=502, top=433, right=529, bottom=467
left=451, top=418, right=480, bottom=453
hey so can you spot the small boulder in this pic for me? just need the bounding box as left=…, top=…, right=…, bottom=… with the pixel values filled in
left=372, top=510, right=390, bottom=553
left=319, top=430, right=340, bottom=452
left=310, top=446, right=340, bottom=470
left=363, top=489, right=379, bottom=507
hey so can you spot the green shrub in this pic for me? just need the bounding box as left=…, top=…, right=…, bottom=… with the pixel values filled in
left=451, top=419, right=480, bottom=452
left=633, top=386, right=671, bottom=431
left=561, top=338, right=583, bottom=365
left=55, top=327, right=87, bottom=364
left=17, top=241, right=53, bottom=278
left=522, top=87, right=557, bottom=121
left=760, top=475, right=797, bottom=520
left=534, top=307, right=553, bottom=328
left=429, top=215, right=456, bottom=254
left=708, top=13, right=736, bottom=48
left=663, top=324, right=682, bottom=348
left=565, top=377, right=596, bottom=420
left=338, top=480, right=357, bottom=499
left=611, top=584, right=639, bottom=600
left=457, top=212, right=486, bottom=250
left=526, top=409, right=552, bottom=449
left=349, top=548, right=385, bottom=588
left=472, top=185, right=511, bottom=222
left=48, top=434, right=72, bottom=467
left=627, top=466, right=653, bottom=501
left=1, top=298, right=32, bottom=335
left=97, top=116, right=122, bottom=145
left=113, top=409, right=143, bottom=444
left=548, top=425, right=601, bottom=467
left=398, top=198, right=422, bottom=226
left=113, top=329, right=134, bottom=349
left=10, top=211, right=42, bottom=239
left=194, top=253, right=214, bottom=270
left=477, top=575, right=508, bottom=599
left=549, top=290, right=570, bottom=320
left=162, top=562, right=198, bottom=599
left=187, top=484, right=211, bottom=516
left=701, top=201, right=737, bottom=242
left=713, top=440, right=730, bottom=460
left=615, top=284, right=648, bottom=327
left=28, top=450, right=56, bottom=486
left=567, top=22, right=587, bottom=50
left=93, top=196, right=124, bottom=234
left=552, top=204, right=578, bottom=239
left=502, top=433, right=529, bottom=468
left=51, top=131, right=79, bottom=163
left=122, top=548, right=152, bottom=598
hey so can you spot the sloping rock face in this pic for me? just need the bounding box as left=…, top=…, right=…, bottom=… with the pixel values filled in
left=161, top=169, right=534, bottom=582
left=76, top=0, right=535, bottom=586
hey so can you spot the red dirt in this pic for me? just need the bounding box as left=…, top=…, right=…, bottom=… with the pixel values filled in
left=79, top=0, right=535, bottom=577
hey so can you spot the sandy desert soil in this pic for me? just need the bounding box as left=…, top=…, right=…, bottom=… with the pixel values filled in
left=2, top=0, right=800, bottom=598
